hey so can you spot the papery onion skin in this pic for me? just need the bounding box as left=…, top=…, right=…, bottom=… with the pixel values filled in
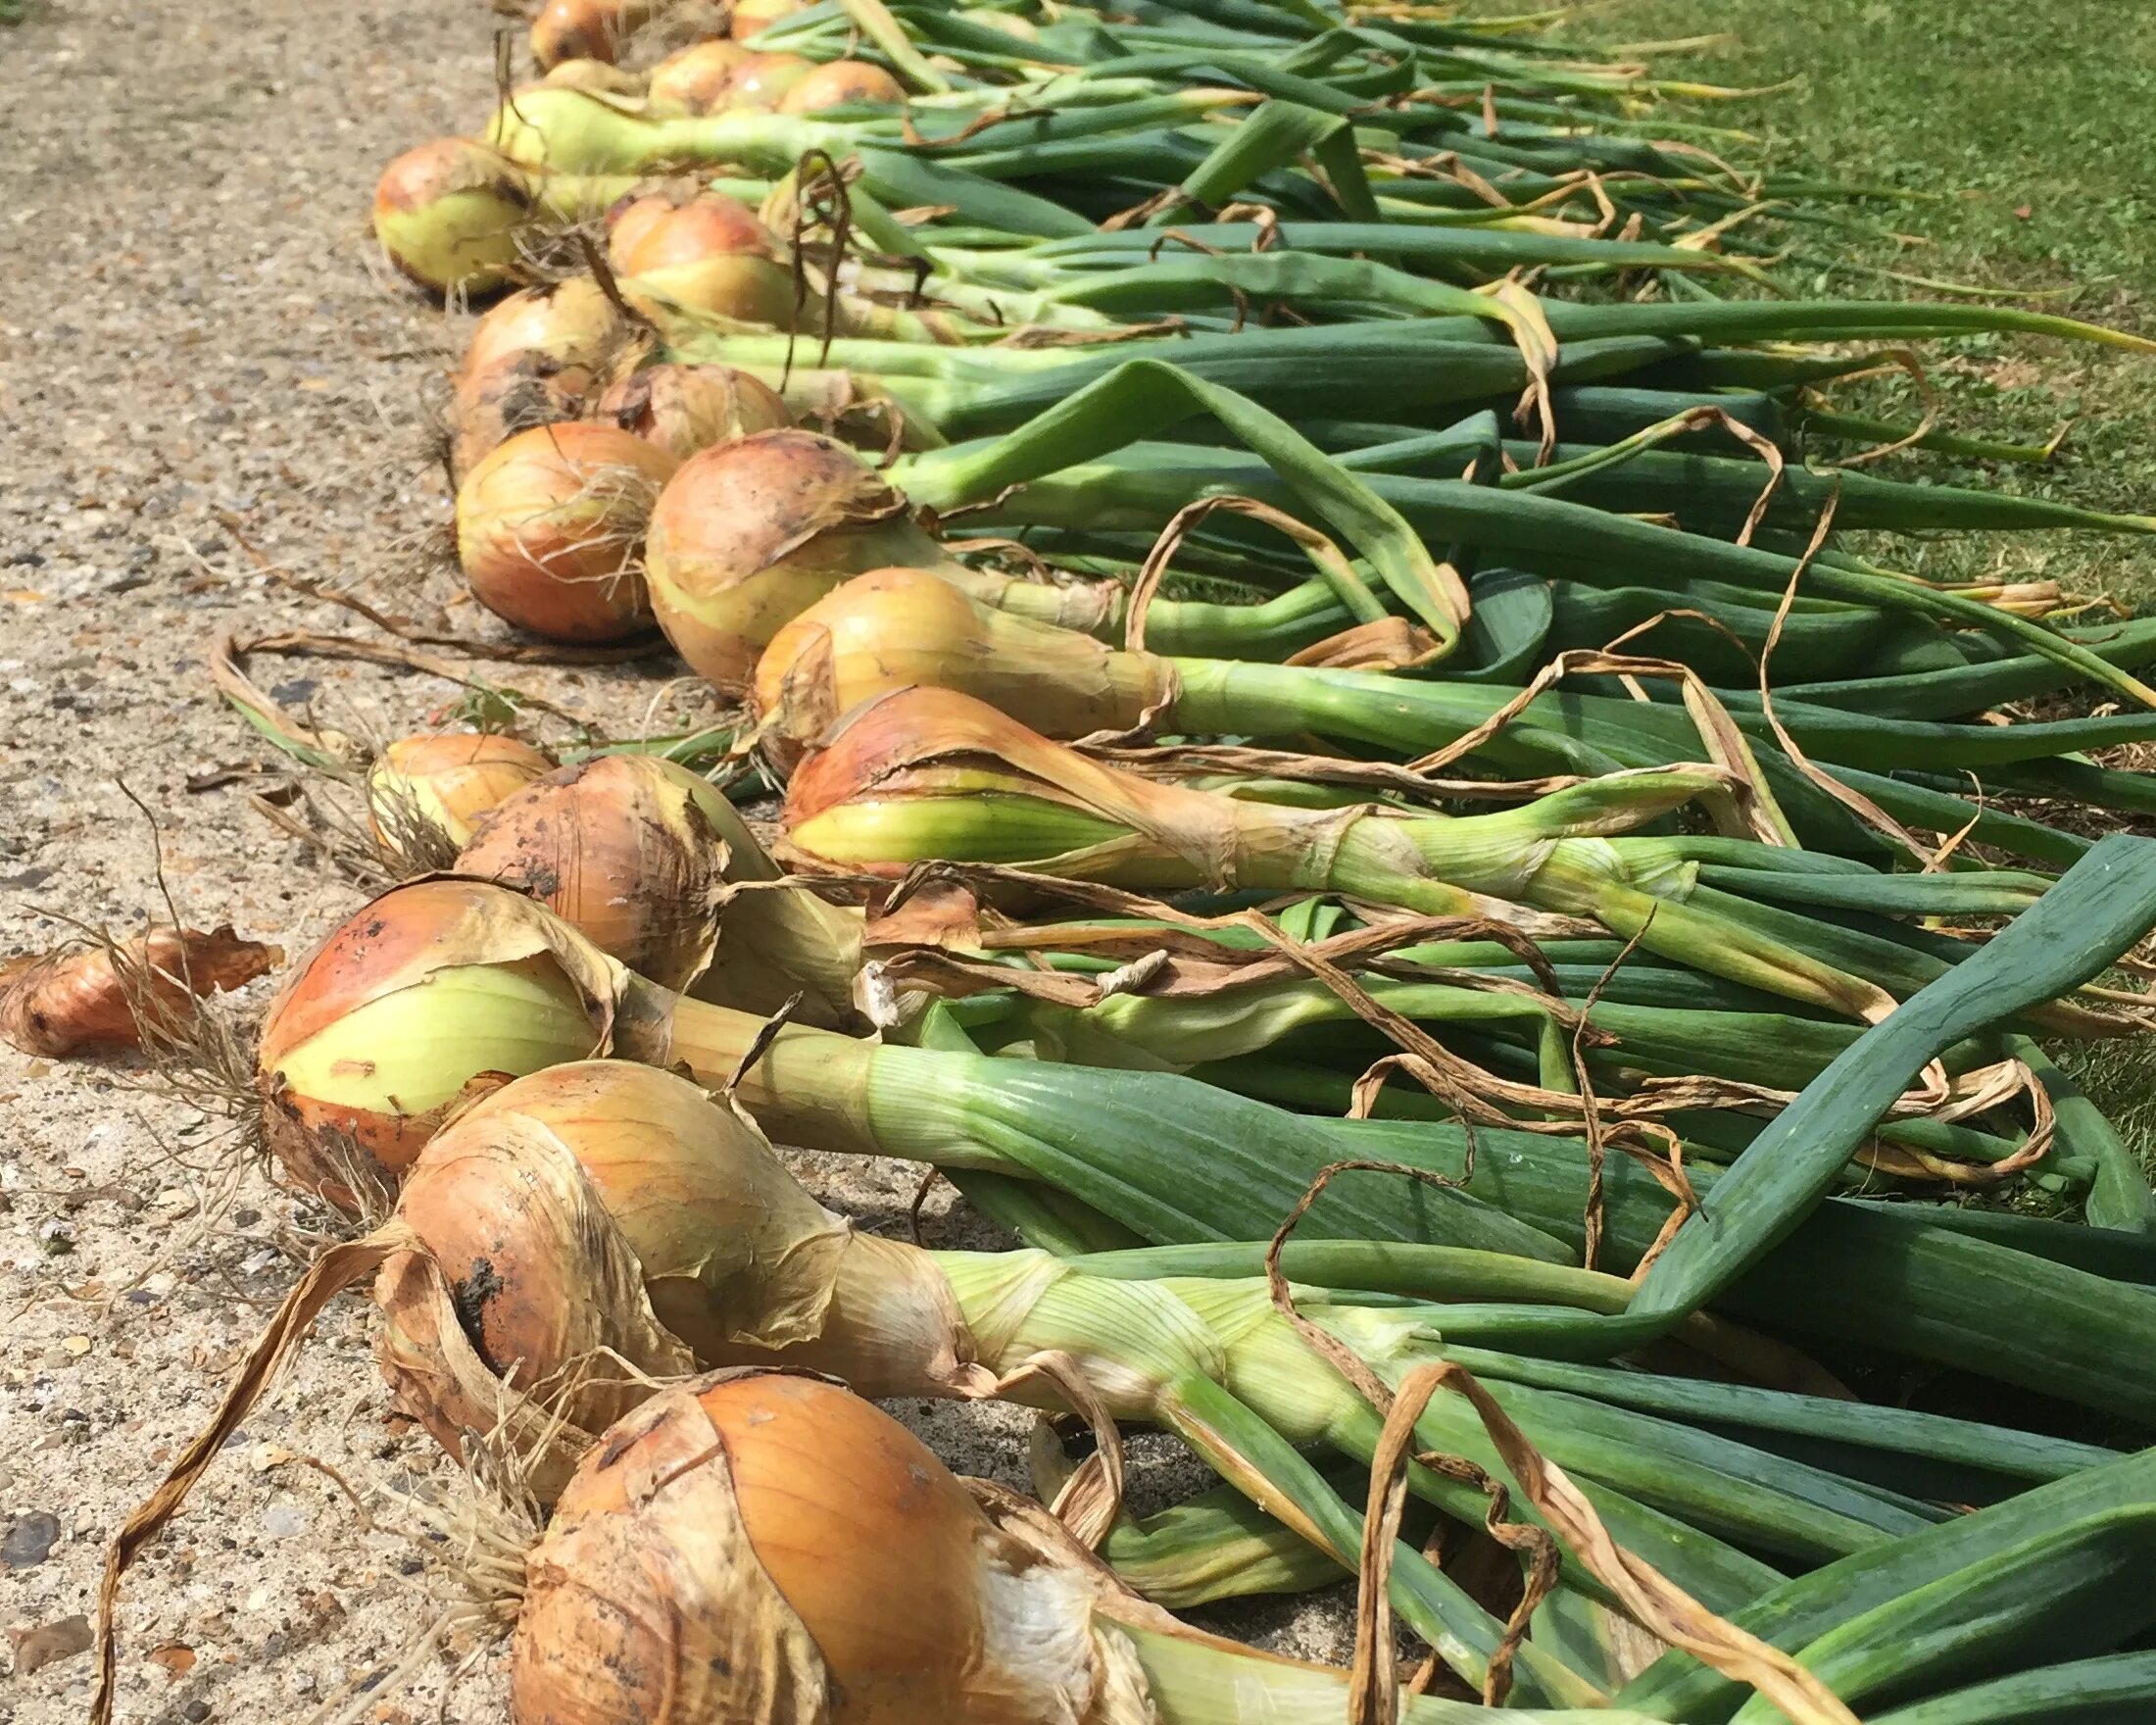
left=778, top=60, right=907, bottom=114
left=368, top=732, right=557, bottom=860
left=454, top=755, right=734, bottom=993
left=595, top=362, right=793, bottom=463
left=509, top=1372, right=1022, bottom=1725
left=0, top=928, right=282, bottom=1059
left=456, top=421, right=678, bottom=642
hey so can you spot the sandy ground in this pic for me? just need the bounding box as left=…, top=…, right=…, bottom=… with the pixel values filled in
left=0, top=4, right=1358, bottom=1719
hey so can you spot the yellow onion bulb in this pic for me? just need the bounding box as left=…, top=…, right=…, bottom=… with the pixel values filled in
left=254, top=879, right=619, bottom=1203
left=511, top=1372, right=1058, bottom=1725
left=721, top=49, right=816, bottom=108
left=367, top=732, right=558, bottom=861
left=373, top=1060, right=817, bottom=1473
left=449, top=277, right=627, bottom=482
left=372, top=138, right=540, bottom=297
left=456, top=421, right=678, bottom=641
left=454, top=755, right=736, bottom=993
left=752, top=566, right=1166, bottom=769
left=645, top=38, right=754, bottom=111
left=778, top=59, right=907, bottom=113
left=644, top=429, right=950, bottom=690
left=594, top=362, right=792, bottom=463
left=605, top=191, right=798, bottom=324
left=530, top=0, right=660, bottom=67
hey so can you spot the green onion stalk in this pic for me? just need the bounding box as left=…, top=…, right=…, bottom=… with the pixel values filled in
left=772, top=683, right=2126, bottom=1030
left=746, top=564, right=2131, bottom=868
left=151, top=1055, right=2007, bottom=1707
left=247, top=874, right=2156, bottom=1421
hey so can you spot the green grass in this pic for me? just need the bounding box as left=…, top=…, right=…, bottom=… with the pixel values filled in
left=1550, top=0, right=2156, bottom=608
left=1553, top=0, right=2156, bottom=1186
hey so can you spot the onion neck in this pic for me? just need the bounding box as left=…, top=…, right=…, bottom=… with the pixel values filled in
left=615, top=973, right=884, bottom=1153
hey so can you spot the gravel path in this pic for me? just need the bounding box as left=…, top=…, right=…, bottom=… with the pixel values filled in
left=0, top=5, right=1360, bottom=1718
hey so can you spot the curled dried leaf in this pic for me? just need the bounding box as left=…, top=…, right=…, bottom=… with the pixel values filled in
left=1, top=927, right=282, bottom=1059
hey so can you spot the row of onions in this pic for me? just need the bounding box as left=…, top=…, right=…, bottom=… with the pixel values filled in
left=64, top=0, right=2156, bottom=1720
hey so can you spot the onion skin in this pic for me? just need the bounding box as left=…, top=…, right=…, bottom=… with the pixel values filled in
left=456, top=421, right=677, bottom=642
left=510, top=1372, right=1039, bottom=1725
left=594, top=362, right=793, bottom=463
left=0, top=928, right=281, bottom=1059
left=645, top=38, right=754, bottom=111
left=605, top=191, right=801, bottom=324
left=779, top=60, right=907, bottom=113
left=644, top=429, right=949, bottom=690
left=454, top=755, right=734, bottom=993
left=367, top=732, right=557, bottom=860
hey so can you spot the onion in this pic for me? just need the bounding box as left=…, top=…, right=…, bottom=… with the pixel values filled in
left=778, top=59, right=908, bottom=114
left=367, top=732, right=558, bottom=861
left=645, top=38, right=754, bottom=112
left=453, top=755, right=735, bottom=993
left=372, top=138, right=539, bottom=297
left=594, top=362, right=793, bottom=463
left=530, top=0, right=663, bottom=67
left=449, top=277, right=627, bottom=482
left=456, top=421, right=677, bottom=641
left=605, top=189, right=800, bottom=324
left=510, top=1371, right=1143, bottom=1725
left=754, top=566, right=1168, bottom=768
left=641, top=430, right=934, bottom=687
left=455, top=752, right=860, bottom=1014
left=253, top=880, right=623, bottom=1200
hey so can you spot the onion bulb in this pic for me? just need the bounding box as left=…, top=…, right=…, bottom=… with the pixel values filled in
left=512, top=1371, right=1160, bottom=1725
left=455, top=421, right=677, bottom=641
left=754, top=566, right=1168, bottom=768
left=644, top=38, right=754, bottom=111
left=449, top=277, right=627, bottom=483
left=645, top=429, right=1107, bottom=691
left=253, top=879, right=624, bottom=1200
left=778, top=59, right=907, bottom=113
left=530, top=0, right=665, bottom=67
left=453, top=755, right=735, bottom=993
left=594, top=362, right=792, bottom=463
left=367, top=732, right=558, bottom=862
left=605, top=190, right=800, bottom=324
left=372, top=138, right=543, bottom=297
